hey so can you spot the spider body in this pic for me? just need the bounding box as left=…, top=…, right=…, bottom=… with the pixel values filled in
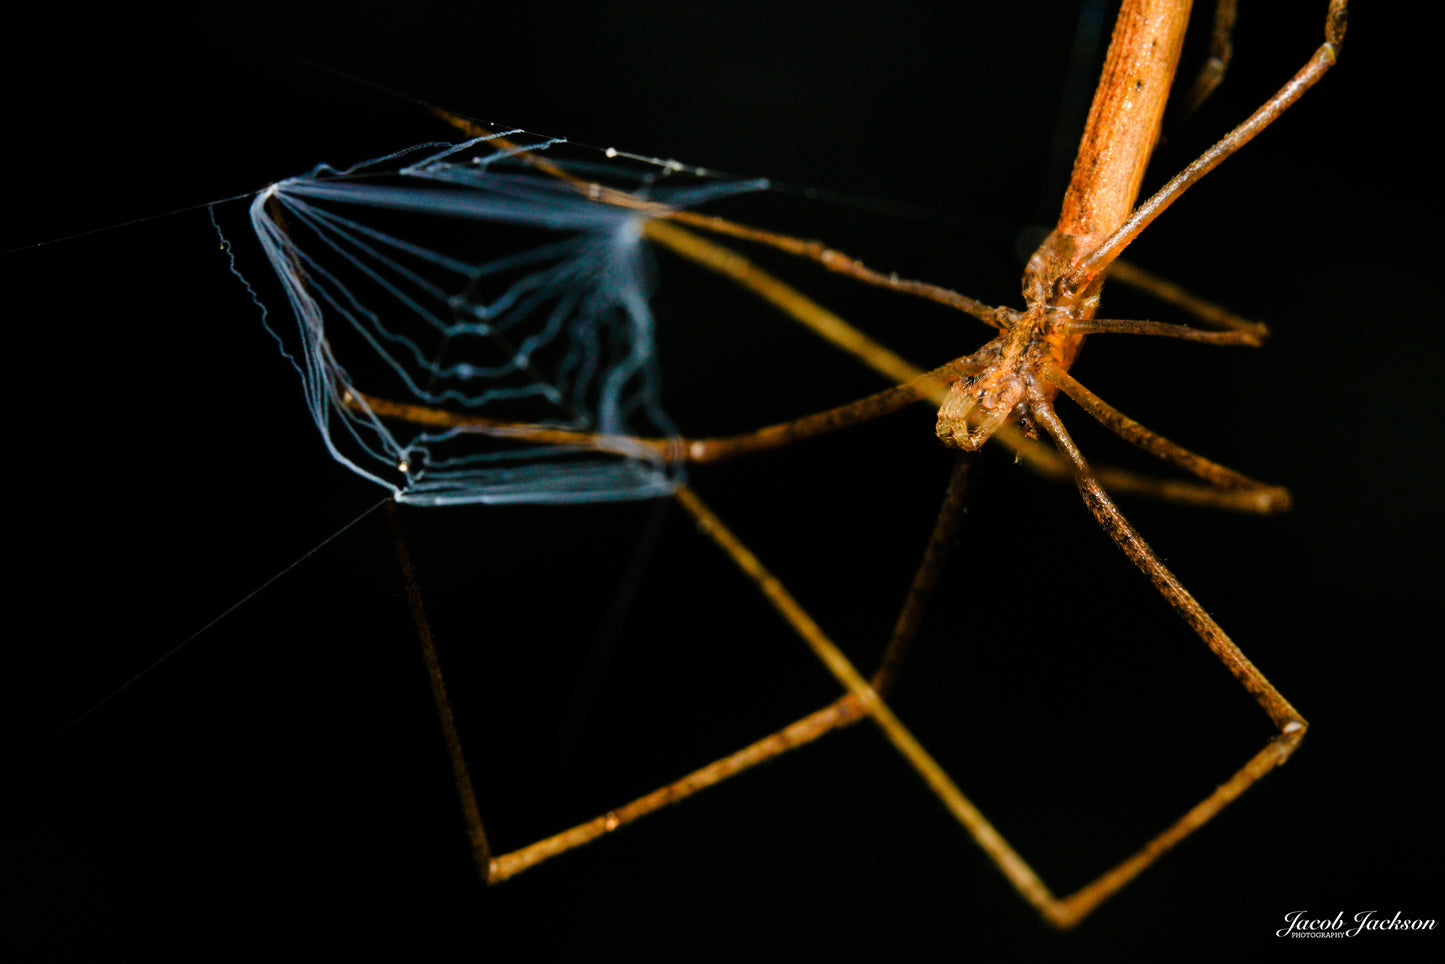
left=937, top=229, right=1093, bottom=450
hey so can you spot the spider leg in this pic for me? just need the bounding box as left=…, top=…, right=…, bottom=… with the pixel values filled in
left=487, top=694, right=869, bottom=882
left=353, top=357, right=973, bottom=469
left=991, top=424, right=1287, bottom=514
left=685, top=361, right=965, bottom=463
left=671, top=485, right=1061, bottom=914
left=1065, top=317, right=1262, bottom=346
left=1042, top=360, right=1291, bottom=511
left=870, top=453, right=976, bottom=697
left=643, top=219, right=941, bottom=387
left=388, top=501, right=494, bottom=878
left=430, top=108, right=1001, bottom=328
left=1063, top=0, right=1348, bottom=293
left=1027, top=390, right=1305, bottom=927
left=662, top=210, right=1000, bottom=326
left=1104, top=258, right=1267, bottom=338
left=1173, top=0, right=1238, bottom=125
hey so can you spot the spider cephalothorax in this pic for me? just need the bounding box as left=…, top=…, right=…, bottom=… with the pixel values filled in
left=937, top=229, right=1099, bottom=450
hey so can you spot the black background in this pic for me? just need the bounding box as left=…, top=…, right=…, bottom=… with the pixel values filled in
left=7, top=2, right=1439, bottom=960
